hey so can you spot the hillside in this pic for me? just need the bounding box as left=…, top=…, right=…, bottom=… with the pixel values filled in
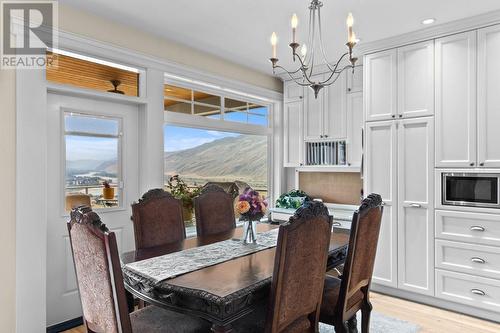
left=164, top=135, right=267, bottom=187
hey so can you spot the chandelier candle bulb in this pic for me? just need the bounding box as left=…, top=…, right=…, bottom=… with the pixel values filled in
left=270, top=32, right=277, bottom=58
left=291, top=13, right=298, bottom=43
left=346, top=13, right=354, bottom=42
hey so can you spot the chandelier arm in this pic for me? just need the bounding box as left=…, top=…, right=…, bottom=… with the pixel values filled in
left=273, top=65, right=312, bottom=86
left=321, top=65, right=354, bottom=86
left=308, top=6, right=317, bottom=78
left=318, top=52, right=350, bottom=83
left=317, top=7, right=348, bottom=73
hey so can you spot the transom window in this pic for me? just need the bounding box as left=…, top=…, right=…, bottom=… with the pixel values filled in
left=64, top=112, right=122, bottom=210
left=164, top=84, right=269, bottom=126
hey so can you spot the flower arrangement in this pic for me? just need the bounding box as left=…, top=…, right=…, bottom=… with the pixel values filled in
left=102, top=180, right=111, bottom=188
left=166, top=175, right=201, bottom=211
left=236, top=187, right=268, bottom=222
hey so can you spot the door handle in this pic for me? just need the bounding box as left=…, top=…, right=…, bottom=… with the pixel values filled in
left=409, top=203, right=422, bottom=208
left=470, top=226, right=485, bottom=232
left=471, top=257, right=486, bottom=264
left=471, top=289, right=486, bottom=296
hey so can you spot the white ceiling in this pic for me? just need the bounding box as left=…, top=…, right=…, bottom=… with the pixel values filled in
left=60, top=0, right=500, bottom=75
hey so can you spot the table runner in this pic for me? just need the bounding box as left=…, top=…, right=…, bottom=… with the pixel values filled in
left=123, top=228, right=280, bottom=285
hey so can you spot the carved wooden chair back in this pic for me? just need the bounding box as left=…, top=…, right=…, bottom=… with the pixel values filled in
left=337, top=193, right=383, bottom=322
left=194, top=184, right=236, bottom=237
left=67, top=206, right=132, bottom=333
left=266, top=201, right=333, bottom=333
left=131, top=189, right=186, bottom=250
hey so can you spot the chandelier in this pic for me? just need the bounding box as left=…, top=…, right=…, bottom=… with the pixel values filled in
left=269, top=0, right=358, bottom=98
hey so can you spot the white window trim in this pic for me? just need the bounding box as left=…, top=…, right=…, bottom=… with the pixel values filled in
left=163, top=79, right=275, bottom=203
left=60, top=108, right=125, bottom=216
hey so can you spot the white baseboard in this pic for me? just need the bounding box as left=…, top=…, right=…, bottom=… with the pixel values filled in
left=371, top=283, right=500, bottom=323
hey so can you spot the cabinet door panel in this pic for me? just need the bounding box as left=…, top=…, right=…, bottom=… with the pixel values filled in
left=304, top=75, right=324, bottom=140
left=284, top=80, right=304, bottom=102
left=398, top=41, right=434, bottom=118
left=365, top=121, right=398, bottom=287
left=346, top=92, right=363, bottom=167
left=324, top=71, right=346, bottom=139
left=284, top=101, right=303, bottom=167
left=365, top=50, right=397, bottom=122
left=347, top=65, right=363, bottom=93
left=435, top=31, right=477, bottom=167
left=397, top=117, right=434, bottom=296
left=478, top=25, right=500, bottom=167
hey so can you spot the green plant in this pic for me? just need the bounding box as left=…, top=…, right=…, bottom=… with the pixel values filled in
left=166, top=175, right=201, bottom=211
left=275, top=189, right=312, bottom=209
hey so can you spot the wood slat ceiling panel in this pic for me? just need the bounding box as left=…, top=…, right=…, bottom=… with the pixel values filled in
left=46, top=52, right=139, bottom=96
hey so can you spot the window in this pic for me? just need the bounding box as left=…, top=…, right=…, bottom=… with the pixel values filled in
left=165, top=85, right=222, bottom=119
left=164, top=84, right=269, bottom=126
left=164, top=125, right=268, bottom=229
left=46, top=50, right=140, bottom=96
left=64, top=112, right=122, bottom=210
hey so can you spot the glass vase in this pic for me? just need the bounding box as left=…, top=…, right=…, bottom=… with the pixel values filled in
left=242, top=219, right=257, bottom=245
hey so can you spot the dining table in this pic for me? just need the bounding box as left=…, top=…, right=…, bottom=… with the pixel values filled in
left=121, top=223, right=349, bottom=333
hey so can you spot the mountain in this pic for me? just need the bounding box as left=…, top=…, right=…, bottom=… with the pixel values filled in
left=164, top=135, right=267, bottom=186
left=66, top=159, right=105, bottom=172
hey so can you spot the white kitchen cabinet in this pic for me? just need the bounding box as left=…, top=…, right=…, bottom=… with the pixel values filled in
left=304, top=75, right=325, bottom=140
left=284, top=100, right=304, bottom=167
left=397, top=41, right=434, bottom=119
left=324, top=71, right=347, bottom=139
left=364, top=49, right=397, bottom=122
left=346, top=91, right=363, bottom=167
left=284, top=80, right=304, bottom=102
left=347, top=65, right=363, bottom=93
left=435, top=31, right=477, bottom=167
left=477, top=25, right=500, bottom=168
left=365, top=120, right=398, bottom=287
left=397, top=117, right=434, bottom=296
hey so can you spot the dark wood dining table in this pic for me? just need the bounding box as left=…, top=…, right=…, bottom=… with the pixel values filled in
left=122, top=223, right=349, bottom=332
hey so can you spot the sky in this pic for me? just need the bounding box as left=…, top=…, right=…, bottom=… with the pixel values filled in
left=163, top=125, right=241, bottom=152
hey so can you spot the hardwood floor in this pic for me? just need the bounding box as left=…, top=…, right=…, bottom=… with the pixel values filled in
left=63, top=292, right=500, bottom=333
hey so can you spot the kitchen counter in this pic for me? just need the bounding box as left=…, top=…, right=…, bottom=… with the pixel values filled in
left=270, top=203, right=358, bottom=229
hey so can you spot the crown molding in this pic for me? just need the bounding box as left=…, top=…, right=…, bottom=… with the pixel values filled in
left=279, top=9, right=500, bottom=82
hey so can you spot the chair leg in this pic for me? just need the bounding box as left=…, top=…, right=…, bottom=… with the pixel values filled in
left=334, top=322, right=349, bottom=333
left=347, top=315, right=358, bottom=333
left=361, top=301, right=373, bottom=333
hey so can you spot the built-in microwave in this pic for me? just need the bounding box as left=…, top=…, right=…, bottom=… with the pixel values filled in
left=442, top=172, right=500, bottom=209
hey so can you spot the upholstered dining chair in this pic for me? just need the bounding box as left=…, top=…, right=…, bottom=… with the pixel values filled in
left=319, top=193, right=384, bottom=333
left=234, top=200, right=333, bottom=333
left=131, top=189, right=186, bottom=251
left=194, top=184, right=236, bottom=237
left=67, top=206, right=211, bottom=333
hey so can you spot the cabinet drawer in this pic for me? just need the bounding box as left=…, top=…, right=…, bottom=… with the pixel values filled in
left=435, top=210, right=500, bottom=246
left=435, top=269, right=500, bottom=312
left=436, top=240, right=500, bottom=279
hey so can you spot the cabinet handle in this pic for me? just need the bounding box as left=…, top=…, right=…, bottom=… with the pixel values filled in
left=470, top=226, right=485, bottom=232
left=399, top=114, right=403, bottom=118
left=332, top=222, right=341, bottom=227
left=391, top=115, right=396, bottom=118
left=471, top=257, right=486, bottom=264
left=348, top=88, right=352, bottom=92
left=381, top=201, right=386, bottom=206
left=299, top=96, right=303, bottom=99
left=325, top=135, right=328, bottom=138
left=409, top=203, right=422, bottom=208
left=470, top=162, right=475, bottom=166
left=480, top=162, right=485, bottom=166
left=471, top=289, right=486, bottom=296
